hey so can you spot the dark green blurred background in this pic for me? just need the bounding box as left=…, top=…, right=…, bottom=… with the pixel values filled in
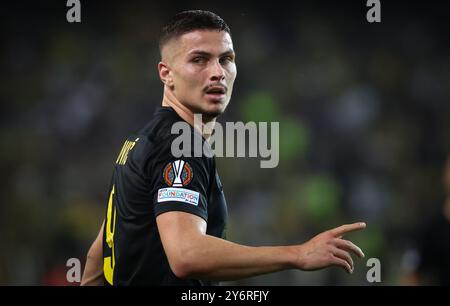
left=1, top=0, right=450, bottom=285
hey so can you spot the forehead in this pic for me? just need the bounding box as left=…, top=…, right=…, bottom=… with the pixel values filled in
left=168, top=30, right=234, bottom=59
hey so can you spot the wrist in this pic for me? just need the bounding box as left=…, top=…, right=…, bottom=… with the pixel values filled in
left=284, top=245, right=302, bottom=270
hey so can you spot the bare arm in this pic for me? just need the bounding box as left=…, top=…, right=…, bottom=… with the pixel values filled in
left=157, top=211, right=366, bottom=281
left=80, top=220, right=105, bottom=286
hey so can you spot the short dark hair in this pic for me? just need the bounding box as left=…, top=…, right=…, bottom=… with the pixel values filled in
left=159, top=10, right=231, bottom=54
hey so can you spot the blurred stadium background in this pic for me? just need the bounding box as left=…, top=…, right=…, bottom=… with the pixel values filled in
left=1, top=0, right=450, bottom=285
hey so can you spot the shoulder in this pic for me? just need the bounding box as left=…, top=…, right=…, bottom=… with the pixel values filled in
left=128, top=111, right=214, bottom=178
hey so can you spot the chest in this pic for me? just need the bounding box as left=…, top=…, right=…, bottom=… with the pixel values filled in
left=206, top=170, right=228, bottom=238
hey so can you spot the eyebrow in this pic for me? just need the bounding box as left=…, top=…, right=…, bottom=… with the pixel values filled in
left=188, top=49, right=235, bottom=57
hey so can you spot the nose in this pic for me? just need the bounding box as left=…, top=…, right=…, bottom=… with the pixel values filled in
left=209, top=59, right=225, bottom=82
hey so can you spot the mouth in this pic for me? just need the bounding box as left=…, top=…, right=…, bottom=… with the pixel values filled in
left=204, top=85, right=227, bottom=101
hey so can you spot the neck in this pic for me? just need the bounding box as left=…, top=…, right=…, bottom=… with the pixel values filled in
left=162, top=86, right=216, bottom=140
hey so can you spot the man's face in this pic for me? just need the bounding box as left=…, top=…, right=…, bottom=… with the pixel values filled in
left=161, top=30, right=237, bottom=119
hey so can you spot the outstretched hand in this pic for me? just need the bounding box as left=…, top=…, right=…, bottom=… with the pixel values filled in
left=295, top=222, right=366, bottom=274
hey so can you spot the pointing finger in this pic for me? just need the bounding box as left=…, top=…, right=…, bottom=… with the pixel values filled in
left=330, top=222, right=366, bottom=237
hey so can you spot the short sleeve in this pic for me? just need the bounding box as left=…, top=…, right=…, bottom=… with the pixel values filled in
left=152, top=156, right=210, bottom=222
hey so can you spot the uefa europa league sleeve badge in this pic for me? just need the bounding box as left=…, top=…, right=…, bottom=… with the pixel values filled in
left=163, top=160, right=194, bottom=187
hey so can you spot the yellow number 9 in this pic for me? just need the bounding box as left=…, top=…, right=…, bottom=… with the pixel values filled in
left=103, top=185, right=116, bottom=285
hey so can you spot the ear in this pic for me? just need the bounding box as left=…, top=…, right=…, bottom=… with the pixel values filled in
left=158, top=61, right=174, bottom=88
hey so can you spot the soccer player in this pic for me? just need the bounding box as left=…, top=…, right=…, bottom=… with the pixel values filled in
left=81, top=10, right=366, bottom=286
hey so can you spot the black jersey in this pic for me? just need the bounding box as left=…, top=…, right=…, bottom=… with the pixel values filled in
left=102, top=106, right=228, bottom=286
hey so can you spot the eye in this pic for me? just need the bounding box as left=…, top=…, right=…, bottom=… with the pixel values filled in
left=220, top=56, right=234, bottom=65
left=191, top=56, right=206, bottom=64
